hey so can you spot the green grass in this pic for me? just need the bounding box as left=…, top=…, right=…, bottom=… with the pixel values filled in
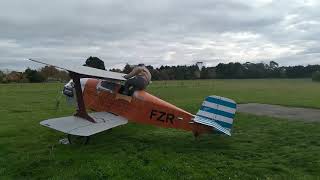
left=0, top=79, right=320, bottom=179
left=149, top=79, right=320, bottom=109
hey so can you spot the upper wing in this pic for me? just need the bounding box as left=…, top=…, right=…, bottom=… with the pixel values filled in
left=29, top=58, right=127, bottom=81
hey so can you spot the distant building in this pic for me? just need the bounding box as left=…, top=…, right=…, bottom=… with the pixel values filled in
left=196, top=61, right=204, bottom=71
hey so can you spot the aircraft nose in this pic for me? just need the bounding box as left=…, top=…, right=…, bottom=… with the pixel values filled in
left=63, top=80, right=74, bottom=97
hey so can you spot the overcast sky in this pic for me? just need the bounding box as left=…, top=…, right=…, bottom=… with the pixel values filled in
left=0, top=0, right=319, bottom=71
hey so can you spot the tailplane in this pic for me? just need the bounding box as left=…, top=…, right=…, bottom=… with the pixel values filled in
left=194, top=95, right=237, bottom=136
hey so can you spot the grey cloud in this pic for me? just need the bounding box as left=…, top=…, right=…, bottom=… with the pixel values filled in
left=298, top=46, right=320, bottom=55
left=0, top=0, right=319, bottom=71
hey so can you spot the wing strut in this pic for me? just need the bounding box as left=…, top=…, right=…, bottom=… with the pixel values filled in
left=70, top=72, right=96, bottom=123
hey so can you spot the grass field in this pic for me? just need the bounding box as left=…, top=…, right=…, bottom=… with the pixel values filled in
left=0, top=79, right=320, bottom=179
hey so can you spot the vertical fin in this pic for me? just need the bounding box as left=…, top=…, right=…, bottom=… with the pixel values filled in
left=194, top=95, right=237, bottom=136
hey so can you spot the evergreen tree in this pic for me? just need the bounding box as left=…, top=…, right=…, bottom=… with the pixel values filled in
left=84, top=56, right=106, bottom=70
left=24, top=68, right=45, bottom=83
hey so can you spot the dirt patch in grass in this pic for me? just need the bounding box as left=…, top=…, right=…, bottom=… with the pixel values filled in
left=238, top=103, right=320, bottom=122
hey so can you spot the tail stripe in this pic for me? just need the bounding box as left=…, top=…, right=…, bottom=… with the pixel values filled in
left=197, top=110, right=233, bottom=124
left=200, top=106, right=235, bottom=119
left=196, top=115, right=232, bottom=129
left=205, top=96, right=236, bottom=109
left=194, top=116, right=231, bottom=136
left=202, top=101, right=236, bottom=114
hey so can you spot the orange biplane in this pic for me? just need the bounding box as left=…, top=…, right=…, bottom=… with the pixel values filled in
left=29, top=59, right=237, bottom=144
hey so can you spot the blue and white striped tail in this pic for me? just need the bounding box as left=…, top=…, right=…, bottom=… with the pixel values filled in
left=194, top=95, right=237, bottom=136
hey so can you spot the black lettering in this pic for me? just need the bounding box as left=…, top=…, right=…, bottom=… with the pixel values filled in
left=157, top=111, right=166, bottom=122
left=166, top=113, right=175, bottom=124
left=150, top=109, right=158, bottom=119
left=150, top=109, right=176, bottom=124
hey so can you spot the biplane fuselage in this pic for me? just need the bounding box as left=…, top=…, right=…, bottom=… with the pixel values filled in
left=29, top=59, right=236, bottom=141
left=81, top=78, right=212, bottom=135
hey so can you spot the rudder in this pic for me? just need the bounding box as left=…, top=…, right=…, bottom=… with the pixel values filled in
left=194, top=95, right=237, bottom=136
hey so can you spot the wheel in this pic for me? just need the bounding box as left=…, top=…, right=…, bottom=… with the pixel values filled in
left=67, top=134, right=90, bottom=145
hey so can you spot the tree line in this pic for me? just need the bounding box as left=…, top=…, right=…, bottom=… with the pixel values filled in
left=1, top=57, right=320, bottom=83
left=0, top=66, right=70, bottom=83
left=115, top=60, right=320, bottom=80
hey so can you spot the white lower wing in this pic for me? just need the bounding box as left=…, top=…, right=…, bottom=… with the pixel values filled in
left=40, top=112, right=128, bottom=136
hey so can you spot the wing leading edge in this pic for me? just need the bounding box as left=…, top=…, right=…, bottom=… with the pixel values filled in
left=29, top=58, right=127, bottom=81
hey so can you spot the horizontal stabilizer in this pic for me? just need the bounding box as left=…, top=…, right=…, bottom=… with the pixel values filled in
left=194, top=115, right=231, bottom=136
left=29, top=58, right=127, bottom=81
left=40, top=112, right=128, bottom=136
